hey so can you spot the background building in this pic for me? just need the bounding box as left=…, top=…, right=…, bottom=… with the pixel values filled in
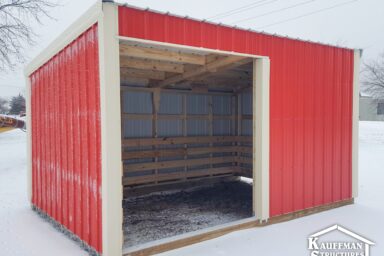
left=360, top=92, right=384, bottom=121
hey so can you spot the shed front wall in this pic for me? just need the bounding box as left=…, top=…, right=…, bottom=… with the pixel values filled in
left=30, top=24, right=102, bottom=252
left=118, top=6, right=354, bottom=217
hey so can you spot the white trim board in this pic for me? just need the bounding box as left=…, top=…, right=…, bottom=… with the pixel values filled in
left=253, top=58, right=270, bottom=221
left=25, top=76, right=32, bottom=203
left=24, top=1, right=102, bottom=76
left=352, top=49, right=362, bottom=198
left=98, top=3, right=123, bottom=256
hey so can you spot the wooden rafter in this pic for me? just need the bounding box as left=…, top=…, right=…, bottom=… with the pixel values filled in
left=119, top=44, right=206, bottom=65
left=120, top=68, right=165, bottom=80
left=175, top=76, right=250, bottom=90
left=234, top=85, right=252, bottom=93
left=120, top=77, right=150, bottom=87
left=156, top=55, right=249, bottom=88
left=120, top=57, right=185, bottom=73
left=187, top=59, right=252, bottom=82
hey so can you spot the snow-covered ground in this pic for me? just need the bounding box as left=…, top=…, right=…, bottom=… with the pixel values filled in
left=0, top=130, right=87, bottom=256
left=1, top=122, right=383, bottom=255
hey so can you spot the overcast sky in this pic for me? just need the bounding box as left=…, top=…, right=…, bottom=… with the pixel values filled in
left=0, top=0, right=383, bottom=98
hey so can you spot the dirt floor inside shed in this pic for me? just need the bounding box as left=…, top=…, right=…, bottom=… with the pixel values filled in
left=123, top=180, right=253, bottom=248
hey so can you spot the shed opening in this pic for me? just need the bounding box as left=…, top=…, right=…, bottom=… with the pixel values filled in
left=119, top=41, right=256, bottom=249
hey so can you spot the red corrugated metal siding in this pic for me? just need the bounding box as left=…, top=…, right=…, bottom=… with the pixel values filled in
left=118, top=6, right=354, bottom=217
left=30, top=24, right=102, bottom=253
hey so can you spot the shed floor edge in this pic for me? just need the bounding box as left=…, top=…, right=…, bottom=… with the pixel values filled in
left=123, top=198, right=354, bottom=256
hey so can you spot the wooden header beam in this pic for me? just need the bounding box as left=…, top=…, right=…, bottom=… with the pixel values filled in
left=120, top=44, right=206, bottom=65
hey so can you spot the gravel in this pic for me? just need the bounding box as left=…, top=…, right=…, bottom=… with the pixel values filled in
left=123, top=181, right=253, bottom=248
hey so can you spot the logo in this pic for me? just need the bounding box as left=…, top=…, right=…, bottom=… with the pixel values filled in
left=308, top=225, right=375, bottom=256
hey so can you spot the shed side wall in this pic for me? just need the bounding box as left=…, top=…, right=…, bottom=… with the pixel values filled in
left=30, top=24, right=102, bottom=252
left=118, top=6, right=354, bottom=217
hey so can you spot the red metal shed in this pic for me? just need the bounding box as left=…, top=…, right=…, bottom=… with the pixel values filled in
left=25, top=1, right=360, bottom=255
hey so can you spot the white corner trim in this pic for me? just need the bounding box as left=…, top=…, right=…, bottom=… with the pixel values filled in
left=253, top=57, right=270, bottom=221
left=352, top=49, right=361, bottom=198
left=99, top=3, right=123, bottom=256
left=24, top=1, right=102, bottom=77
left=26, top=76, right=32, bottom=203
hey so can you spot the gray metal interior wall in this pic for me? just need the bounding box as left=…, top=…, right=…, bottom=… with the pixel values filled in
left=121, top=88, right=253, bottom=179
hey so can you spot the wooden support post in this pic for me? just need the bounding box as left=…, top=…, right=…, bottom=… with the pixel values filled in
left=183, top=94, right=187, bottom=178
left=231, top=95, right=237, bottom=167
left=120, top=91, right=124, bottom=141
left=237, top=93, right=242, bottom=168
left=208, top=95, right=213, bottom=174
left=152, top=88, right=161, bottom=183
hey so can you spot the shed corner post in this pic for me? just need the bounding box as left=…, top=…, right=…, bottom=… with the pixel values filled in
left=253, top=57, right=270, bottom=222
left=25, top=74, right=32, bottom=204
left=98, top=2, right=123, bottom=255
left=352, top=49, right=362, bottom=198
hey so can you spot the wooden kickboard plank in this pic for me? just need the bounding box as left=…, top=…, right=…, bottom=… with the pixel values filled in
left=121, top=113, right=235, bottom=120
left=124, top=176, right=239, bottom=197
left=122, top=136, right=252, bottom=147
left=123, top=166, right=239, bottom=186
left=124, top=156, right=237, bottom=172
left=122, top=146, right=252, bottom=160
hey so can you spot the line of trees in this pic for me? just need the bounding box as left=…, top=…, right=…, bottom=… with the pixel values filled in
left=0, top=94, right=25, bottom=115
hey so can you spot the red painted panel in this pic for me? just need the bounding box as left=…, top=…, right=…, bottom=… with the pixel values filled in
left=147, top=12, right=166, bottom=42
left=30, top=24, right=102, bottom=253
left=184, top=19, right=202, bottom=47
left=217, top=26, right=233, bottom=52
left=118, top=6, right=354, bottom=217
left=313, top=46, right=324, bottom=207
left=303, top=43, right=315, bottom=209
left=232, top=29, right=247, bottom=53
left=201, top=23, right=217, bottom=49
left=67, top=40, right=75, bottom=234
left=166, top=15, right=185, bottom=45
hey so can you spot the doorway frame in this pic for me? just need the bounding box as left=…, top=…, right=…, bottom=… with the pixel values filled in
left=99, top=3, right=270, bottom=255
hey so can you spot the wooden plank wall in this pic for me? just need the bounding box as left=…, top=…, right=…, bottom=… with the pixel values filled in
left=121, top=87, right=253, bottom=187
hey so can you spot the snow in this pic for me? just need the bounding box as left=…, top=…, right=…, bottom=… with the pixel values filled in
left=0, top=130, right=87, bottom=256
left=1, top=122, right=383, bottom=255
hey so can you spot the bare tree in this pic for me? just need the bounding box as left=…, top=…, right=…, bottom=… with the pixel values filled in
left=362, top=53, right=384, bottom=99
left=0, top=0, right=56, bottom=72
